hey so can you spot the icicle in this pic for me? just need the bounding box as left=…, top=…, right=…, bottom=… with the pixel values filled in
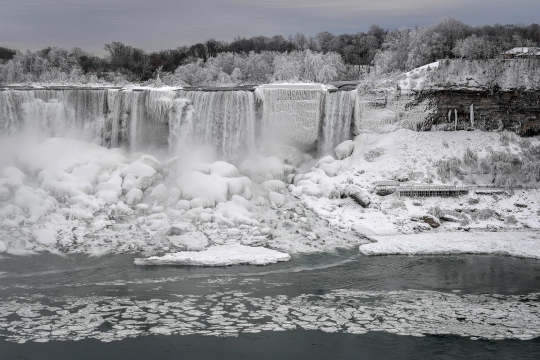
left=470, top=103, right=474, bottom=128
left=454, top=109, right=458, bottom=131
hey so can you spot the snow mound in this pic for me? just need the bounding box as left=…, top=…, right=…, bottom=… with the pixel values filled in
left=334, top=140, right=354, bottom=160
left=176, top=171, right=229, bottom=207
left=360, top=232, right=540, bottom=259
left=134, top=244, right=291, bottom=266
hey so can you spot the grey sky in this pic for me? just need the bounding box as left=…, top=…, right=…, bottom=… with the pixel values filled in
left=1, top=0, right=539, bottom=55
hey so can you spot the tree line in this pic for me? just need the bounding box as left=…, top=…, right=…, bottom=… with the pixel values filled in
left=0, top=19, right=538, bottom=86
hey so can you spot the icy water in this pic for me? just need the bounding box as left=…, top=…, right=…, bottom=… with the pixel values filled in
left=1, top=251, right=540, bottom=359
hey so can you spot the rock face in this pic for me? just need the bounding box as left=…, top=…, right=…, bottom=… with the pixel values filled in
left=421, top=90, right=540, bottom=136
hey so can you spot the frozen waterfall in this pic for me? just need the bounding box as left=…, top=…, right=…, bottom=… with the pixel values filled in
left=0, top=86, right=358, bottom=160
left=319, top=90, right=356, bottom=155
left=175, top=90, right=256, bottom=161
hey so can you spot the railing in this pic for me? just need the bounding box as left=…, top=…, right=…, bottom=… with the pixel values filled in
left=375, top=181, right=540, bottom=197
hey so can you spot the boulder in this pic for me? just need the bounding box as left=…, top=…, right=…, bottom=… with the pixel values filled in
left=346, top=185, right=371, bottom=208
left=411, top=214, right=440, bottom=228
left=376, top=187, right=396, bottom=196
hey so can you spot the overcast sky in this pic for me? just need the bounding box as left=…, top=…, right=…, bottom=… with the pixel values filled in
left=1, top=0, right=539, bottom=55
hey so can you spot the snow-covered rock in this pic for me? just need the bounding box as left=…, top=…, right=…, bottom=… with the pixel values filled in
left=262, top=180, right=286, bottom=192
left=315, top=155, right=335, bottom=168
left=33, top=229, right=57, bottom=247
left=268, top=191, right=285, bottom=208
left=345, top=185, right=371, bottom=208
left=166, top=233, right=208, bottom=251
left=126, top=189, right=143, bottom=205
left=334, top=140, right=354, bottom=160
left=134, top=244, right=291, bottom=266
left=411, top=213, right=440, bottom=228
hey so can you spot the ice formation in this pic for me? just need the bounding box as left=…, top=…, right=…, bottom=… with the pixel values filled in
left=0, top=287, right=539, bottom=343
left=256, top=84, right=325, bottom=151
left=134, top=244, right=291, bottom=266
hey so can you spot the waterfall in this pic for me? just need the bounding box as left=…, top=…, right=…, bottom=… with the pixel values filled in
left=319, top=90, right=356, bottom=155
left=255, top=86, right=323, bottom=151
left=168, top=98, right=195, bottom=155
left=176, top=90, right=256, bottom=161
left=0, top=89, right=107, bottom=142
left=1, top=86, right=358, bottom=161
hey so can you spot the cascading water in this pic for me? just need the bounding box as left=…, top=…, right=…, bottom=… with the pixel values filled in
left=175, top=90, right=256, bottom=161
left=318, top=90, right=356, bottom=155
left=0, top=89, right=107, bottom=142
left=167, top=98, right=195, bottom=155
left=0, top=86, right=358, bottom=161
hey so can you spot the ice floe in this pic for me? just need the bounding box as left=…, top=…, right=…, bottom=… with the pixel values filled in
left=134, top=244, right=291, bottom=266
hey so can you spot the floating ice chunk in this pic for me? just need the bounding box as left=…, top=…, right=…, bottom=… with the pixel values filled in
left=33, top=229, right=57, bottom=247
left=0, top=241, right=6, bottom=253
left=360, top=232, right=540, bottom=259
left=134, top=244, right=291, bottom=266
left=268, top=192, right=285, bottom=208
left=334, top=140, right=354, bottom=160
left=126, top=189, right=143, bottom=205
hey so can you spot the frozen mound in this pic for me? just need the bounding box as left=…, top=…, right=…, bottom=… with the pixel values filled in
left=176, top=171, right=229, bottom=208
left=360, top=232, right=540, bottom=259
left=134, top=244, right=291, bottom=266
left=334, top=140, right=354, bottom=160
left=239, top=156, right=285, bottom=182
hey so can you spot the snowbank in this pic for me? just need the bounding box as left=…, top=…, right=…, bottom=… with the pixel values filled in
left=134, top=244, right=291, bottom=266
left=360, top=231, right=540, bottom=259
